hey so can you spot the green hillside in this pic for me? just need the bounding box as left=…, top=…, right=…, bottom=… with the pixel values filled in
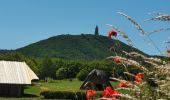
left=16, top=34, right=146, bottom=60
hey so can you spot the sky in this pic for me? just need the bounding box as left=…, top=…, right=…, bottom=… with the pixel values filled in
left=0, top=0, right=169, bottom=55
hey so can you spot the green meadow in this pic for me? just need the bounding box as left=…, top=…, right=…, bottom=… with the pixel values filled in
left=0, top=79, right=118, bottom=100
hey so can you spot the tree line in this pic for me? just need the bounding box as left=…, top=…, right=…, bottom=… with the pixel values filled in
left=0, top=52, right=153, bottom=81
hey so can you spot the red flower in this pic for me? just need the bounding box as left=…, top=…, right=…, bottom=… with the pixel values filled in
left=108, top=30, right=117, bottom=39
left=113, top=57, right=122, bottom=64
left=103, top=86, right=112, bottom=97
left=103, top=86, right=120, bottom=99
left=135, top=73, right=144, bottom=84
left=167, top=49, right=170, bottom=53
left=119, top=80, right=132, bottom=88
left=136, top=73, right=144, bottom=79
left=86, top=89, right=96, bottom=100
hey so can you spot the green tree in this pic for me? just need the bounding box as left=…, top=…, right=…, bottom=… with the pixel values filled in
left=76, top=68, right=89, bottom=81
left=0, top=52, right=26, bottom=61
left=26, top=58, right=38, bottom=75
left=39, top=58, right=55, bottom=79
left=56, top=67, right=68, bottom=79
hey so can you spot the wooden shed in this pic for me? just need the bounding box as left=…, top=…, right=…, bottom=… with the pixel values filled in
left=0, top=61, right=39, bottom=97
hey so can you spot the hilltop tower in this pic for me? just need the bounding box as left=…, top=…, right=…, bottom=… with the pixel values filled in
left=94, top=25, right=99, bottom=35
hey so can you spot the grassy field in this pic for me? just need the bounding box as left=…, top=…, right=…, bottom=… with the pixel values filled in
left=0, top=79, right=118, bottom=100
left=39, top=79, right=83, bottom=91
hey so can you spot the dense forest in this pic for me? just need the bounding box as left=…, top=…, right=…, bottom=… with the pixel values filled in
left=0, top=52, right=143, bottom=81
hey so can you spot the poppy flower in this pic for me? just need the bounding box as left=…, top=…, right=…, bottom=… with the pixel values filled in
left=111, top=90, right=120, bottom=99
left=103, top=86, right=112, bottom=97
left=86, top=89, right=96, bottom=100
left=108, top=30, right=117, bottom=39
left=113, top=57, right=122, bottom=64
left=135, top=73, right=144, bottom=84
left=119, top=80, right=132, bottom=88
left=103, top=86, right=120, bottom=99
left=167, top=49, right=170, bottom=53
left=136, top=73, right=144, bottom=79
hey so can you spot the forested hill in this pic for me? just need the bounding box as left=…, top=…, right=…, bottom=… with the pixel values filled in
left=14, top=34, right=146, bottom=60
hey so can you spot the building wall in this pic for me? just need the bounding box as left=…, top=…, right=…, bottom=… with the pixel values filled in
left=0, top=84, right=24, bottom=97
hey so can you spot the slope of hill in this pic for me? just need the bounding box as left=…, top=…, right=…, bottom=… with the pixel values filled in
left=16, top=34, right=147, bottom=60
left=0, top=49, right=10, bottom=53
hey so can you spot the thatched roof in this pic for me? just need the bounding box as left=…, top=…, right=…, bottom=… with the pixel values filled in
left=80, top=69, right=112, bottom=90
left=0, top=61, right=38, bottom=84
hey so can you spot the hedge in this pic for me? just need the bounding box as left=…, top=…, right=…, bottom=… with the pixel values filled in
left=40, top=90, right=103, bottom=99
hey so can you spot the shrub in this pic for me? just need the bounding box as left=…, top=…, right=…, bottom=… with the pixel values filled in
left=76, top=69, right=89, bottom=81
left=40, top=90, right=103, bottom=99
left=56, top=67, right=68, bottom=79
left=40, top=90, right=86, bottom=99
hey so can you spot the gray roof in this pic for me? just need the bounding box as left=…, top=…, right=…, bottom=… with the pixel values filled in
left=0, top=61, right=39, bottom=84
left=80, top=69, right=112, bottom=90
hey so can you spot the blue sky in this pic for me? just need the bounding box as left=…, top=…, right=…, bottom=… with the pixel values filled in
left=0, top=0, right=169, bottom=55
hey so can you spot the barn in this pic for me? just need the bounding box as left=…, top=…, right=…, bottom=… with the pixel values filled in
left=0, top=60, right=39, bottom=97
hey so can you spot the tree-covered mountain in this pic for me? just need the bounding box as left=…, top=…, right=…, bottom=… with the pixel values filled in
left=0, top=34, right=168, bottom=80
left=15, top=34, right=147, bottom=60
